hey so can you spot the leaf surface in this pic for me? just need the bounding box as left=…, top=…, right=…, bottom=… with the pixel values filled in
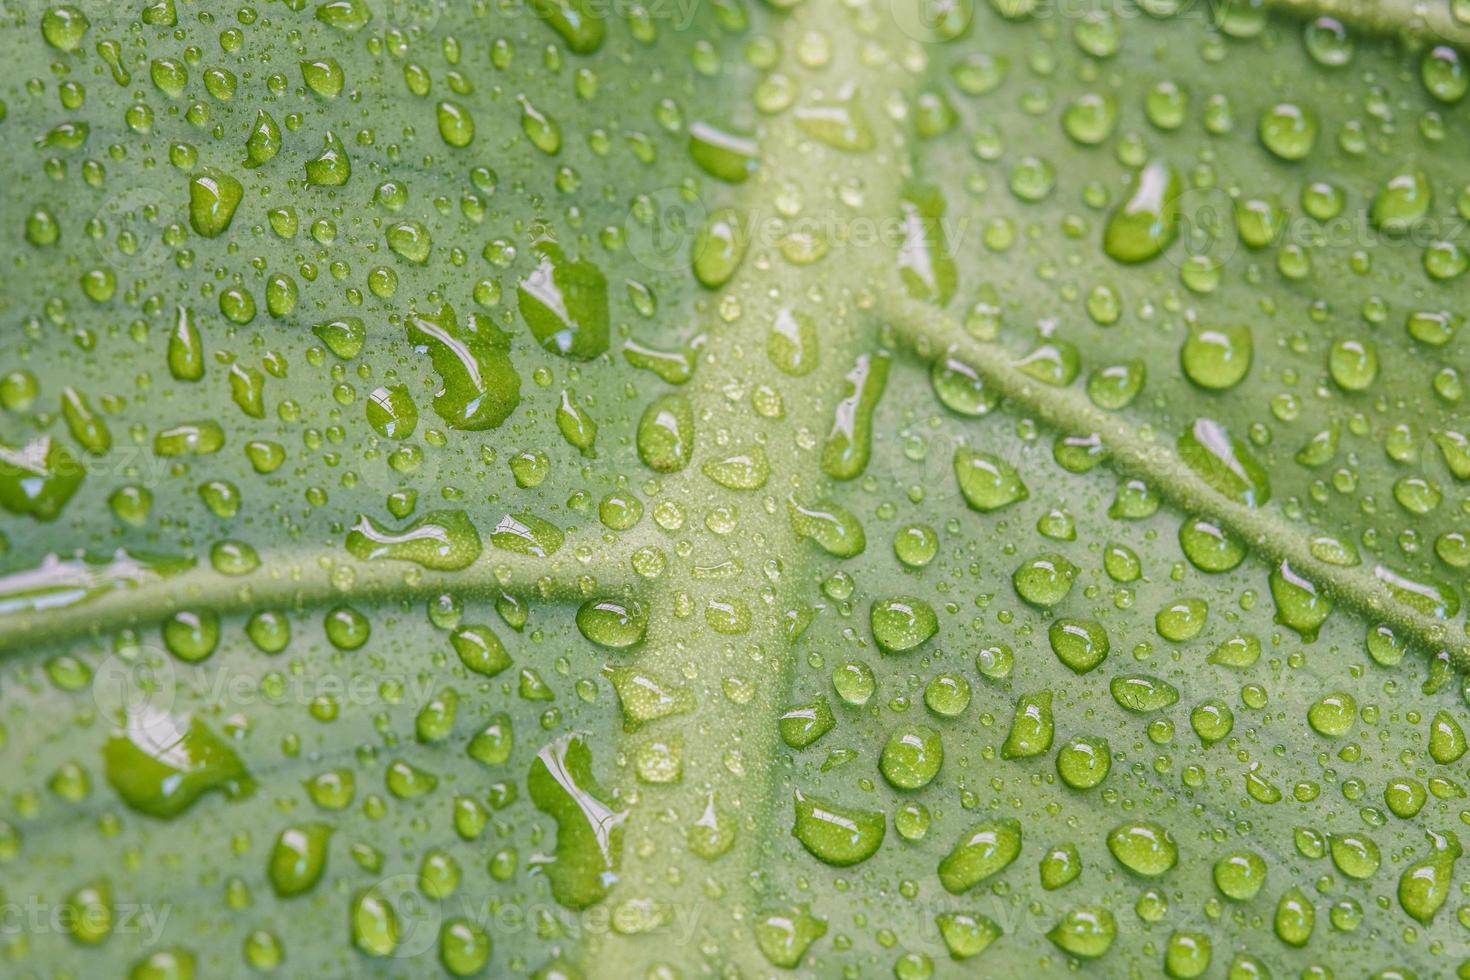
left=2, top=0, right=1470, bottom=977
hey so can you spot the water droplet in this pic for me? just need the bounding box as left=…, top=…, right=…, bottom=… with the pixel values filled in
left=268, top=823, right=332, bottom=897
left=754, top=904, right=826, bottom=969
left=407, top=305, right=520, bottom=430
left=1107, top=820, right=1178, bottom=876
left=531, top=0, right=605, bottom=53
left=1179, top=418, right=1270, bottom=505
left=938, top=819, right=1022, bottom=893
left=637, top=393, right=694, bottom=472
left=792, top=790, right=884, bottom=866
left=879, top=724, right=944, bottom=789
left=779, top=697, right=835, bottom=750
left=437, top=100, right=476, bottom=148
left=897, top=184, right=957, bottom=305
left=954, top=448, right=1028, bottom=511
left=1155, top=597, right=1208, bottom=642
left=1179, top=518, right=1245, bottom=571
left=1049, top=618, right=1109, bottom=674
left=305, top=130, right=351, bottom=186
left=1103, top=160, right=1180, bottom=264
left=347, top=510, right=482, bottom=571
left=1180, top=325, right=1252, bottom=390
left=1370, top=169, right=1432, bottom=234
left=1012, top=553, right=1076, bottom=607
left=518, top=243, right=609, bottom=360
left=788, top=497, right=866, bottom=558
left=103, top=709, right=253, bottom=818
left=576, top=598, right=648, bottom=649
left=688, top=121, right=757, bottom=182
left=1001, top=691, right=1053, bottom=759
left=931, top=352, right=998, bottom=416
left=1110, top=674, right=1179, bottom=713
left=1047, top=906, right=1116, bottom=959
left=1304, top=691, right=1356, bottom=738
left=1273, top=887, right=1315, bottom=947
left=1258, top=102, right=1317, bottom=160
left=41, top=5, right=89, bottom=51
left=870, top=596, right=938, bottom=653
left=821, top=352, right=889, bottom=480
left=692, top=207, right=747, bottom=288
left=1269, top=561, right=1332, bottom=641
left=187, top=169, right=242, bottom=238
left=528, top=733, right=625, bottom=908
left=1398, top=829, right=1461, bottom=924
left=935, top=912, right=1000, bottom=960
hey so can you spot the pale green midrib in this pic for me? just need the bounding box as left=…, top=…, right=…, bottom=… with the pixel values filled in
left=0, top=535, right=632, bottom=654
left=884, top=295, right=1470, bottom=667
left=580, top=2, right=920, bottom=974
left=1264, top=0, right=1470, bottom=47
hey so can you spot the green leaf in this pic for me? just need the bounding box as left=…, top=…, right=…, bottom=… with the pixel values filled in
left=2, top=0, right=1470, bottom=977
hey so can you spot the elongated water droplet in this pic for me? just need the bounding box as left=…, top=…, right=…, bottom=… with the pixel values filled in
left=822, top=352, right=889, bottom=481
left=1398, top=829, right=1460, bottom=924
left=1001, top=691, right=1053, bottom=758
left=768, top=308, right=818, bottom=376
left=518, top=243, right=609, bottom=360
left=1103, top=160, right=1180, bottom=263
left=1179, top=418, right=1270, bottom=505
left=188, top=169, right=242, bottom=238
left=1269, top=561, right=1332, bottom=641
left=531, top=0, right=605, bottom=53
left=244, top=109, right=281, bottom=167
left=897, top=184, right=957, bottom=306
left=528, top=733, right=626, bottom=909
left=692, top=207, right=746, bottom=288
left=268, top=823, right=333, bottom=897
left=347, top=510, right=481, bottom=571
left=636, top=393, right=694, bottom=473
